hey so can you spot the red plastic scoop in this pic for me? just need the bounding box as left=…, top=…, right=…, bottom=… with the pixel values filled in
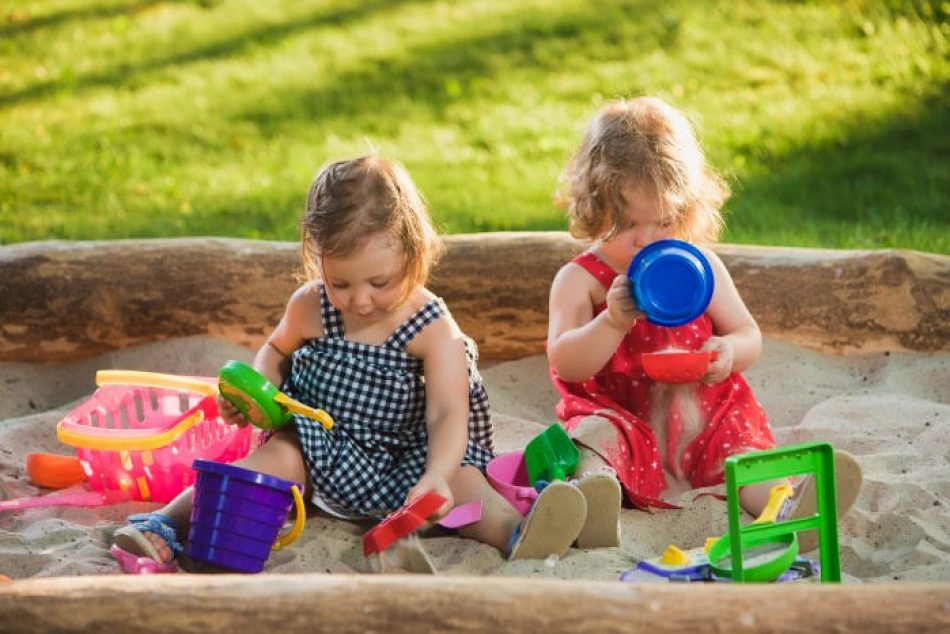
left=641, top=350, right=718, bottom=384
left=362, top=492, right=447, bottom=556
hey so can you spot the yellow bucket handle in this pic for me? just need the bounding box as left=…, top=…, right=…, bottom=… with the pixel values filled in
left=57, top=409, right=206, bottom=451
left=96, top=370, right=219, bottom=396
left=273, top=484, right=306, bottom=551
left=99, top=371, right=334, bottom=431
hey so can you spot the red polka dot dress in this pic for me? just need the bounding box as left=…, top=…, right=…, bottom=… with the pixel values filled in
left=550, top=252, right=775, bottom=509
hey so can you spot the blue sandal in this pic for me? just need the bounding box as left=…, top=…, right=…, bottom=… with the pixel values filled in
left=113, top=513, right=184, bottom=563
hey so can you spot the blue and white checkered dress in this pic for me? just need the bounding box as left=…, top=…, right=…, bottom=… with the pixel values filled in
left=282, top=284, right=494, bottom=518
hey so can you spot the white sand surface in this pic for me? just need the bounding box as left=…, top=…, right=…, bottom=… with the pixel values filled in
left=0, top=336, right=947, bottom=582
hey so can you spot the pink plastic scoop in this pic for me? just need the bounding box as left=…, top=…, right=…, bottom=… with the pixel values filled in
left=437, top=500, right=482, bottom=529
left=0, top=489, right=128, bottom=513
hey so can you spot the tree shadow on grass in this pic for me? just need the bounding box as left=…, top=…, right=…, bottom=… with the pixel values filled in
left=726, top=84, right=949, bottom=252
left=0, top=0, right=417, bottom=109
left=234, top=1, right=667, bottom=135
left=0, top=0, right=166, bottom=38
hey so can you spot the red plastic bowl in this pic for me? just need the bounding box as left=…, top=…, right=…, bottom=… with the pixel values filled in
left=641, top=350, right=718, bottom=384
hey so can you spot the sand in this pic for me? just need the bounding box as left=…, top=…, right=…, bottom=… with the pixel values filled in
left=0, top=335, right=947, bottom=583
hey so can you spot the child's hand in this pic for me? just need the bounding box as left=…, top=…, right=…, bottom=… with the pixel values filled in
left=405, top=472, right=454, bottom=519
left=604, top=275, right=644, bottom=331
left=216, top=395, right=251, bottom=428
left=702, top=336, right=735, bottom=384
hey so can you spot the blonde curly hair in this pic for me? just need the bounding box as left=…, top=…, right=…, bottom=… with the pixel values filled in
left=557, top=97, right=729, bottom=243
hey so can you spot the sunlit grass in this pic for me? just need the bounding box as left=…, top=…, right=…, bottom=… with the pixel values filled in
left=1, top=0, right=947, bottom=252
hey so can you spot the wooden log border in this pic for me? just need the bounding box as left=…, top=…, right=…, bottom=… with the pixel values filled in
left=0, top=575, right=948, bottom=633
left=0, top=233, right=947, bottom=363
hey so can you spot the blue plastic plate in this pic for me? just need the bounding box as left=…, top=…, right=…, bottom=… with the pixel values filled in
left=627, top=239, right=714, bottom=326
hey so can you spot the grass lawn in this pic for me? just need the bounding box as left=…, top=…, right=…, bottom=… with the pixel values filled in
left=1, top=0, right=947, bottom=252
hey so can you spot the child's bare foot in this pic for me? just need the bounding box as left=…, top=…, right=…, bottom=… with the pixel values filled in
left=113, top=513, right=183, bottom=564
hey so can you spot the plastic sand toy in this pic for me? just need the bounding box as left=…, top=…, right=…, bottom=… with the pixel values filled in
left=217, top=360, right=334, bottom=432
left=186, top=459, right=306, bottom=574
left=486, top=450, right=539, bottom=515
left=719, top=442, right=841, bottom=582
left=627, top=239, right=714, bottom=326
left=26, top=453, right=87, bottom=489
left=363, top=491, right=447, bottom=557
left=56, top=371, right=254, bottom=502
left=0, top=489, right=129, bottom=513
left=524, top=423, right=580, bottom=486
left=641, top=349, right=719, bottom=383
left=621, top=442, right=842, bottom=584
left=110, top=543, right=178, bottom=575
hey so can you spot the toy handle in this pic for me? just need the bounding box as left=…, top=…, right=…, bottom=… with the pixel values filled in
left=273, top=392, right=334, bottom=430
left=96, top=370, right=218, bottom=396
left=752, top=483, right=794, bottom=525
left=272, top=484, right=306, bottom=551
left=0, top=490, right=124, bottom=513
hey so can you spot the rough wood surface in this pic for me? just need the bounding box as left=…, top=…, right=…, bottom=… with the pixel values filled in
left=0, top=233, right=947, bottom=363
left=0, top=575, right=948, bottom=633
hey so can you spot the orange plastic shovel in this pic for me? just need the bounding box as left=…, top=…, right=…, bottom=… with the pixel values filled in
left=26, top=453, right=87, bottom=489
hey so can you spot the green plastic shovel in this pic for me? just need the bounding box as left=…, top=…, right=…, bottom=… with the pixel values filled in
left=524, top=423, right=580, bottom=485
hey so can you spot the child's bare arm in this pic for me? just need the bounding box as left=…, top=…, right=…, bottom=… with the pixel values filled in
left=219, top=284, right=321, bottom=425
left=257, top=284, right=322, bottom=384
left=702, top=249, right=762, bottom=381
left=405, top=315, right=470, bottom=516
left=547, top=263, right=642, bottom=382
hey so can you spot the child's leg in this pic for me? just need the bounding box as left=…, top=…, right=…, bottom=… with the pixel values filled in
left=730, top=445, right=793, bottom=517
left=115, top=428, right=308, bottom=562
left=567, top=416, right=623, bottom=548
left=449, top=465, right=588, bottom=560
left=739, top=480, right=787, bottom=517
left=449, top=465, right=521, bottom=552
left=736, top=448, right=863, bottom=552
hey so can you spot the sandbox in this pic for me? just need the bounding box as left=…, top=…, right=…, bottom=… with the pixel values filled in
left=0, top=233, right=947, bottom=632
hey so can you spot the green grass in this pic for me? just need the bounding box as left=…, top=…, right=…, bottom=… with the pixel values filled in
left=1, top=0, right=947, bottom=252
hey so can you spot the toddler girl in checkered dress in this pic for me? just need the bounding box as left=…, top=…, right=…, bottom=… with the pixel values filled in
left=114, top=155, right=587, bottom=567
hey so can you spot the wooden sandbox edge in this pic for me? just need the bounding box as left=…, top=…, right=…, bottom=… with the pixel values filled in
left=0, top=574, right=947, bottom=633
left=0, top=233, right=947, bottom=363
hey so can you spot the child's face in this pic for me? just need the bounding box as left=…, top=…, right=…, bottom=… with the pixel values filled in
left=318, top=233, right=406, bottom=322
left=601, top=184, right=674, bottom=265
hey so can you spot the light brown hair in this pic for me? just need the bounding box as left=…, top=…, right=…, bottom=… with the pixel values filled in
left=557, top=97, right=729, bottom=243
left=300, top=155, right=443, bottom=303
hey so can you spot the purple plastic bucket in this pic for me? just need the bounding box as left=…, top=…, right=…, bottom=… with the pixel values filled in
left=486, top=451, right=538, bottom=516
left=187, top=459, right=302, bottom=573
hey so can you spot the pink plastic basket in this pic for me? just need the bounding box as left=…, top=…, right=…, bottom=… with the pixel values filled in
left=57, top=375, right=255, bottom=503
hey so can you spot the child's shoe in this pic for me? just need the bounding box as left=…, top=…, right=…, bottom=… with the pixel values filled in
left=573, top=468, right=622, bottom=548
left=781, top=450, right=863, bottom=553
left=113, top=512, right=183, bottom=564
left=508, top=481, right=586, bottom=560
